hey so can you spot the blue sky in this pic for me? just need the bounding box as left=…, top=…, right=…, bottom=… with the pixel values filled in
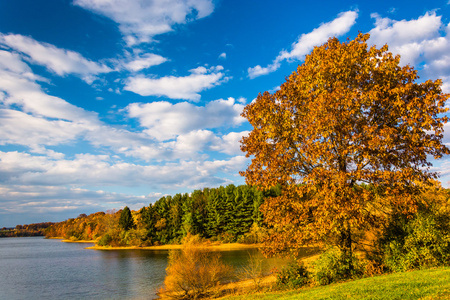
left=1, top=0, right=450, bottom=227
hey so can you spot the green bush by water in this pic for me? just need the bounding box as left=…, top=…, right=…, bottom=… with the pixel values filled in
left=276, top=261, right=310, bottom=288
left=313, top=248, right=364, bottom=285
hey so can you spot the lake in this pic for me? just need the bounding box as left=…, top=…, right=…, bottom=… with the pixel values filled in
left=0, top=237, right=284, bottom=299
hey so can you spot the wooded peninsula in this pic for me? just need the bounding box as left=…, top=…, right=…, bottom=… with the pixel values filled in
left=44, top=184, right=279, bottom=247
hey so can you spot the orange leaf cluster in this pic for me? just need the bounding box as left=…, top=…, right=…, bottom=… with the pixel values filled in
left=240, top=33, right=450, bottom=256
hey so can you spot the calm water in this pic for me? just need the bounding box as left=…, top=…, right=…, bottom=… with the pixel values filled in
left=0, top=237, right=281, bottom=300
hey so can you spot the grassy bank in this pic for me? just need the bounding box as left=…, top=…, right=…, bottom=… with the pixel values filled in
left=220, top=267, right=450, bottom=300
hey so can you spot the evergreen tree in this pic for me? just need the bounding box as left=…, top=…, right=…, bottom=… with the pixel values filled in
left=205, top=188, right=226, bottom=238
left=234, top=185, right=254, bottom=237
left=140, top=205, right=157, bottom=242
left=191, top=189, right=207, bottom=236
left=119, top=206, right=135, bottom=231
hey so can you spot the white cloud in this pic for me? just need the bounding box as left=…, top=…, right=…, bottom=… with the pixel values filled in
left=126, top=97, right=245, bottom=141
left=0, top=48, right=162, bottom=162
left=0, top=150, right=247, bottom=190
left=124, top=53, right=168, bottom=72
left=219, top=52, right=226, bottom=59
left=248, top=63, right=280, bottom=79
left=174, top=130, right=217, bottom=155
left=74, top=0, right=214, bottom=45
left=0, top=50, right=33, bottom=75
left=367, top=12, right=450, bottom=92
left=443, top=123, right=450, bottom=145
left=0, top=109, right=86, bottom=147
left=124, top=65, right=229, bottom=100
left=0, top=51, right=241, bottom=163
left=0, top=184, right=156, bottom=224
left=369, top=12, right=443, bottom=66
left=202, top=155, right=248, bottom=177
left=0, top=50, right=98, bottom=123
left=172, top=130, right=248, bottom=157
left=0, top=33, right=112, bottom=82
left=248, top=10, right=358, bottom=79
left=211, top=131, right=250, bottom=155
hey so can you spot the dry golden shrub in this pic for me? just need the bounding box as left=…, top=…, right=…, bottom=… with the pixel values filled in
left=162, top=234, right=233, bottom=299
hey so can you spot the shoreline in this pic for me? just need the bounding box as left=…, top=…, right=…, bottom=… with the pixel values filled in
left=46, top=237, right=96, bottom=243
left=86, top=243, right=262, bottom=251
left=63, top=239, right=96, bottom=243
left=46, top=236, right=262, bottom=251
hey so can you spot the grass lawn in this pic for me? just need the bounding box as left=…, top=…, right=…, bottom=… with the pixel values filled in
left=221, top=267, right=450, bottom=300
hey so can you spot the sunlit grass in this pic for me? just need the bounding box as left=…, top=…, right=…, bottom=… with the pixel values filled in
left=221, top=267, right=450, bottom=300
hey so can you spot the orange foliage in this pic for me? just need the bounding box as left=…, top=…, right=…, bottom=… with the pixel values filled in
left=240, top=33, right=449, bottom=257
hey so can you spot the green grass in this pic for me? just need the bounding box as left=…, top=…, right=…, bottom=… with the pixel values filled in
left=222, top=267, right=450, bottom=300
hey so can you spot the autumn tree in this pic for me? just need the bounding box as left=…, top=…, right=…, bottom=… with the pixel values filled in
left=240, top=33, right=449, bottom=270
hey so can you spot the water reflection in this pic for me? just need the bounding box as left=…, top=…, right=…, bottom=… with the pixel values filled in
left=95, top=249, right=169, bottom=299
left=0, top=238, right=315, bottom=300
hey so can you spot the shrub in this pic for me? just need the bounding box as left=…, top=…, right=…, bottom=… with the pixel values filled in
left=218, top=232, right=234, bottom=243
left=119, top=229, right=144, bottom=246
left=238, top=223, right=267, bottom=244
left=162, top=235, right=233, bottom=299
left=97, top=233, right=112, bottom=246
left=381, top=209, right=450, bottom=272
left=276, top=261, right=310, bottom=288
left=239, top=251, right=266, bottom=290
left=313, top=248, right=364, bottom=285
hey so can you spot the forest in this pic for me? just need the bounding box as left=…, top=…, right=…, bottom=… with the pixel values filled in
left=0, top=222, right=54, bottom=238
left=45, top=184, right=280, bottom=246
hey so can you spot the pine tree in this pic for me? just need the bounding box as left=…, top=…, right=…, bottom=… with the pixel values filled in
left=119, top=206, right=135, bottom=231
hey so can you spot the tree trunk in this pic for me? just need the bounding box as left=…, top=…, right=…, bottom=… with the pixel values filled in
left=340, top=225, right=353, bottom=276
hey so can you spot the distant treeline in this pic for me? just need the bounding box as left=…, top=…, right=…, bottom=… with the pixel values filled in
left=45, top=184, right=281, bottom=246
left=0, top=222, right=54, bottom=238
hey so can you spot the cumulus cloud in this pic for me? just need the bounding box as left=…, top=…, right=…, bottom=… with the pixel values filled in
left=174, top=130, right=217, bottom=155
left=0, top=33, right=112, bottom=82
left=126, top=97, right=245, bottom=140
left=0, top=184, right=158, bottom=226
left=123, top=53, right=168, bottom=72
left=0, top=49, right=34, bottom=76
left=124, top=65, right=228, bottom=100
left=74, top=0, right=214, bottom=45
left=0, top=48, right=164, bottom=162
left=368, top=12, right=450, bottom=95
left=0, top=50, right=98, bottom=122
left=0, top=109, right=87, bottom=147
left=443, top=123, right=450, bottom=145
left=211, top=131, right=250, bottom=155
left=0, top=150, right=247, bottom=190
left=368, top=12, right=443, bottom=66
left=171, top=130, right=249, bottom=157
left=248, top=10, right=358, bottom=79
left=367, top=12, right=450, bottom=94
left=0, top=50, right=244, bottom=164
